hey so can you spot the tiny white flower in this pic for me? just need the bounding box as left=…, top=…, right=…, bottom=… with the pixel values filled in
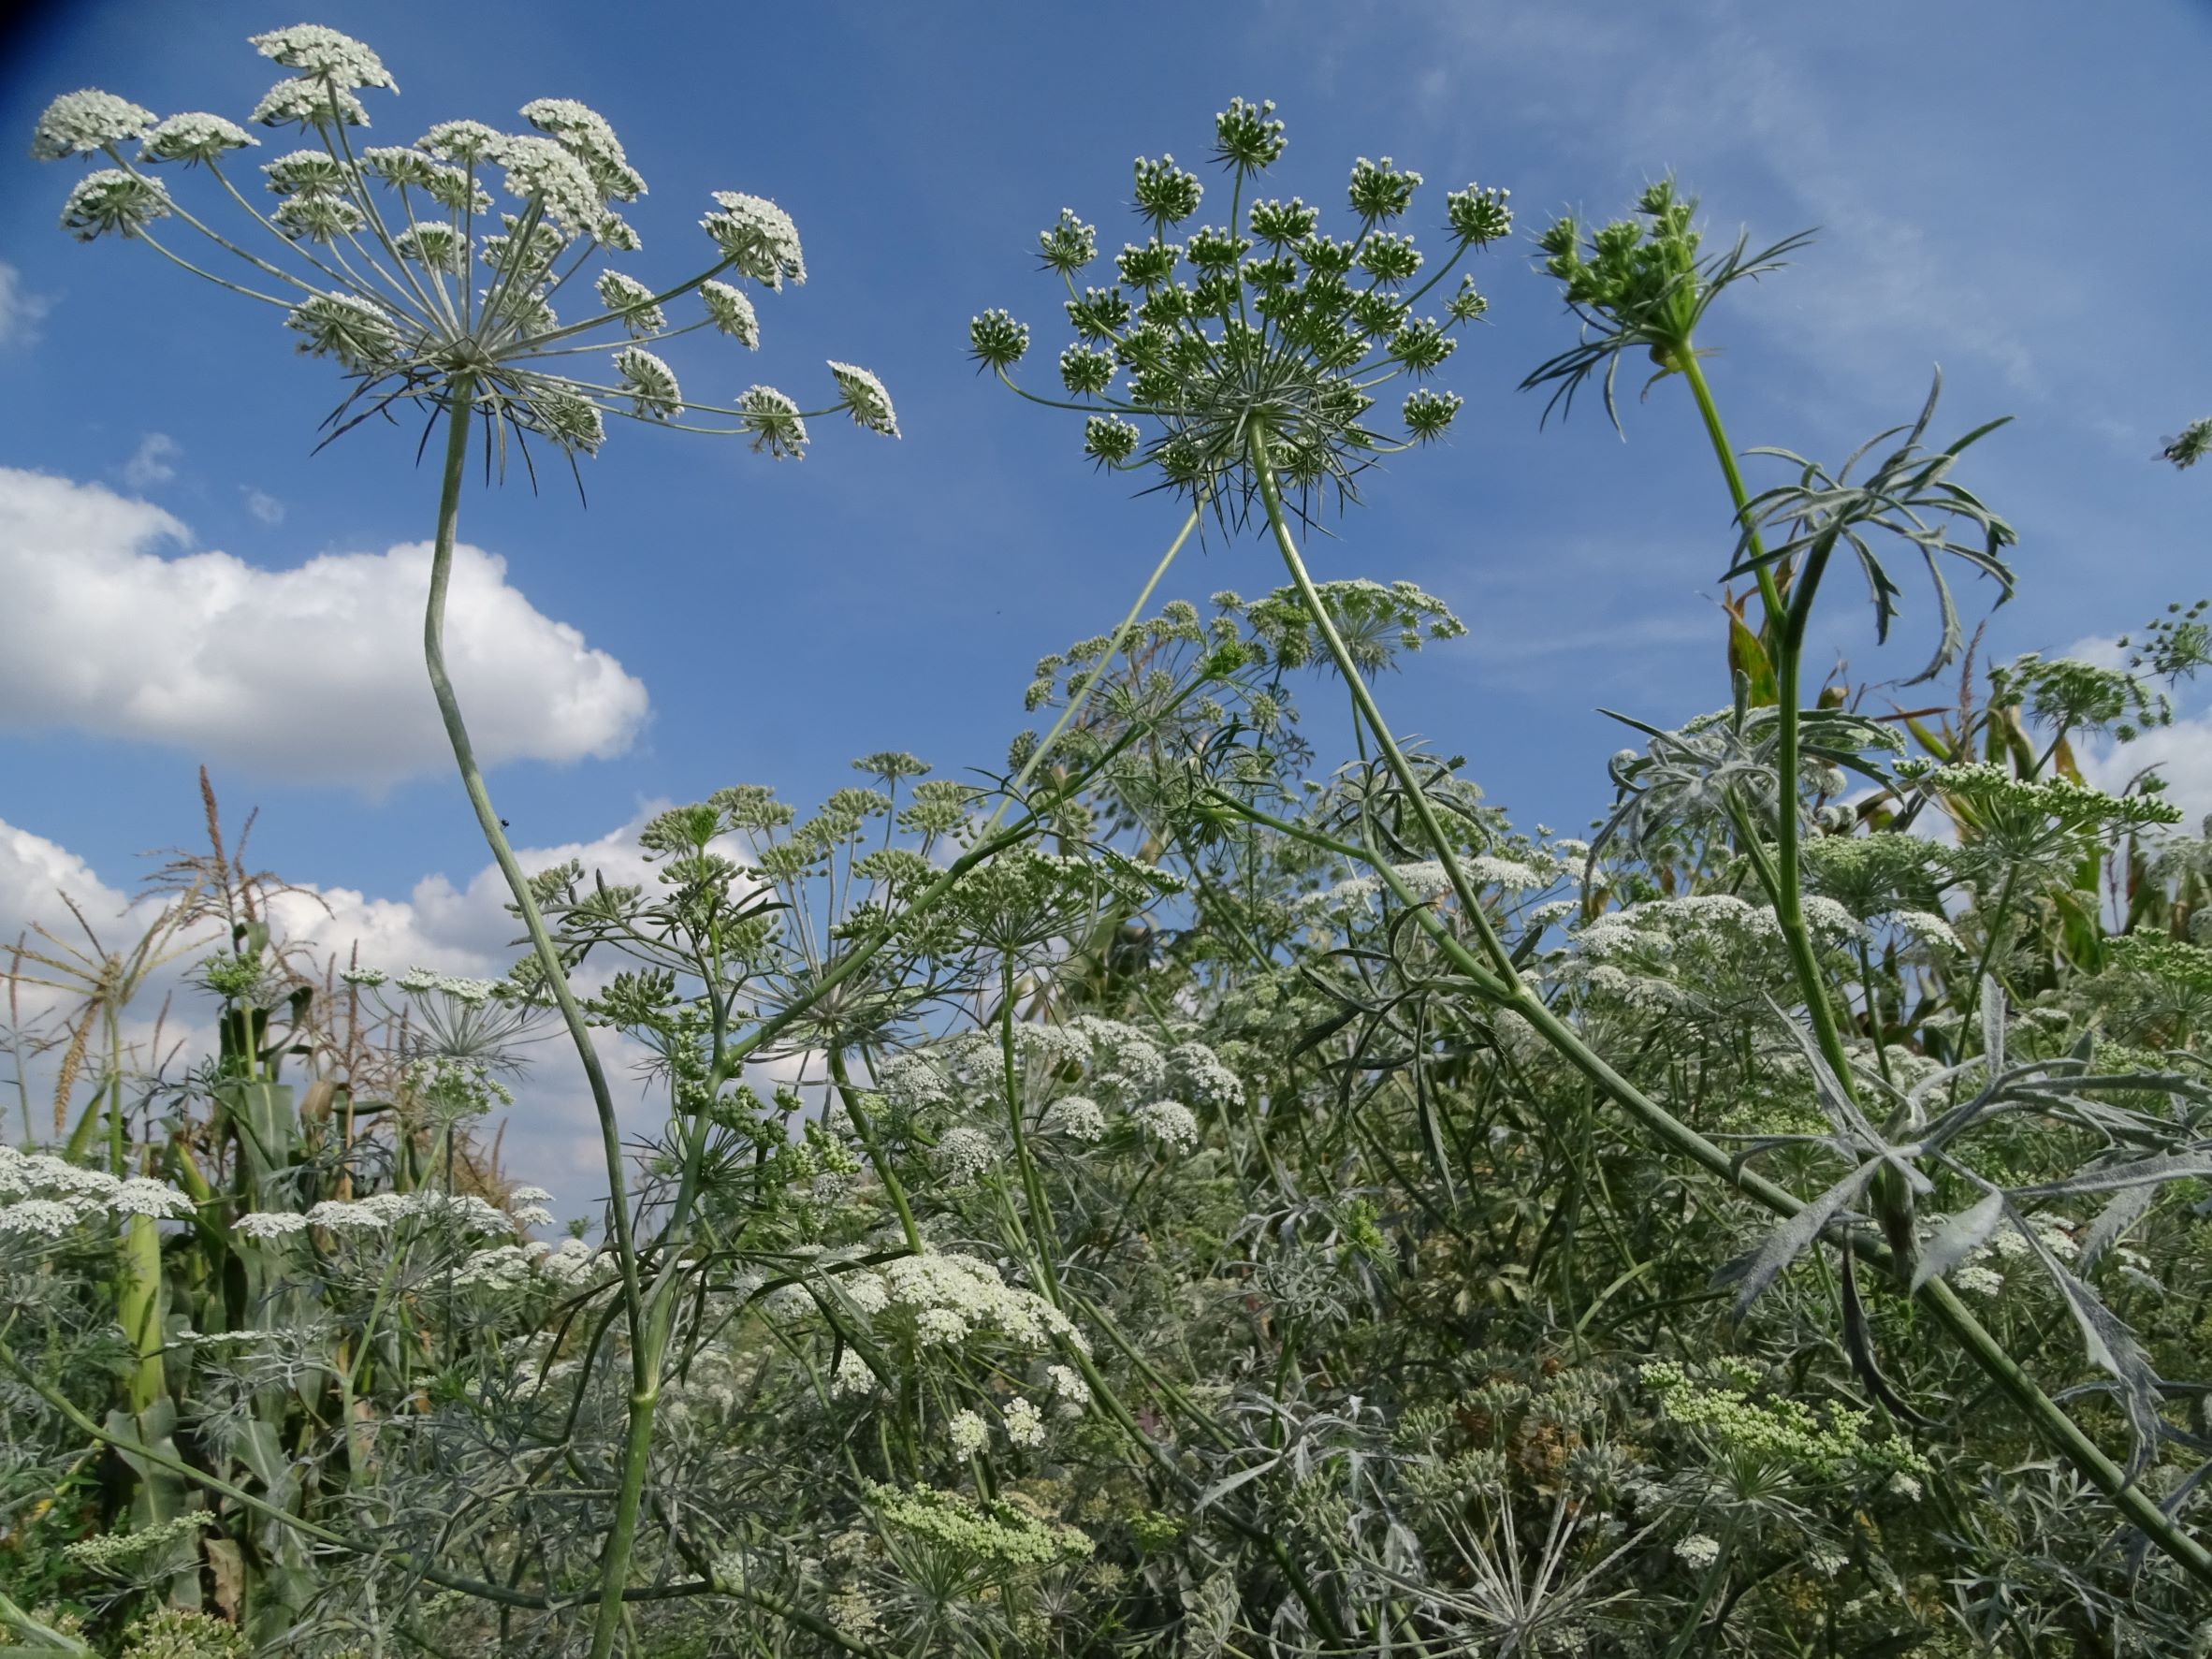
left=1003, top=1395, right=1045, bottom=1448
left=948, top=1408, right=990, bottom=1458
left=1133, top=1099, right=1199, bottom=1153
left=1673, top=1533, right=1722, bottom=1570
left=233, top=1210, right=312, bottom=1239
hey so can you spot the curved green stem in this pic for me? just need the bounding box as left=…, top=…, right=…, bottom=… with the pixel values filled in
left=991, top=501, right=1202, bottom=825
left=1246, top=424, right=1518, bottom=984
left=418, top=381, right=662, bottom=1653
left=997, top=951, right=1063, bottom=1306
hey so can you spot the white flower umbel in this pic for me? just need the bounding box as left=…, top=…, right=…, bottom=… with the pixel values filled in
left=948, top=1408, right=990, bottom=1459
left=32, top=26, right=893, bottom=467
left=1132, top=1099, right=1201, bottom=1154
left=1003, top=1396, right=1046, bottom=1448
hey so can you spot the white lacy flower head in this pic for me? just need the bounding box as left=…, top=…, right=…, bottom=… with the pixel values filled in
left=1074, top=1016, right=1168, bottom=1102
left=1041, top=1095, right=1106, bottom=1142
left=617, top=347, right=682, bottom=421
left=520, top=97, right=644, bottom=200
left=32, top=90, right=155, bottom=159
left=1674, top=1533, right=1722, bottom=1569
left=491, top=134, right=613, bottom=238
left=509, top=1186, right=554, bottom=1205
left=948, top=1408, right=990, bottom=1459
left=452, top=1243, right=540, bottom=1290
left=509, top=1204, right=556, bottom=1230
left=1003, top=1395, right=1046, bottom=1448
left=832, top=1348, right=878, bottom=1400
left=61, top=168, right=172, bottom=240
left=702, top=191, right=806, bottom=287
left=1390, top=861, right=1455, bottom=899
left=0, top=1199, right=87, bottom=1239
left=140, top=112, right=257, bottom=165
left=827, top=360, right=899, bottom=438
left=32, top=27, right=898, bottom=488
left=594, top=270, right=664, bottom=338
left=839, top=1273, right=890, bottom=1317
left=251, top=79, right=370, bottom=132
left=110, top=1177, right=195, bottom=1219
left=1132, top=1099, right=1200, bottom=1154
left=250, top=24, right=397, bottom=91
left=304, top=1200, right=391, bottom=1231
left=936, top=1127, right=997, bottom=1185
left=736, top=385, right=807, bottom=458
left=1954, top=1261, right=2002, bottom=1297
left=1799, top=895, right=1868, bottom=940
left=1298, top=874, right=1381, bottom=915
left=866, top=1249, right=1089, bottom=1354
left=1467, top=854, right=1548, bottom=893
left=410, top=1191, right=515, bottom=1234
left=1046, top=1363, right=1090, bottom=1406
left=1874, top=910, right=1960, bottom=954
left=701, top=280, right=759, bottom=348
left=1170, top=1042, right=1243, bottom=1112
left=540, top=1237, right=604, bottom=1286
left=233, top=1210, right=312, bottom=1239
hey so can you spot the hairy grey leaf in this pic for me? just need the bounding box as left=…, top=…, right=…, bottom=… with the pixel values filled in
left=2079, top=1182, right=2161, bottom=1273
left=2013, top=1150, right=2212, bottom=1200
left=2016, top=1212, right=2166, bottom=1473
left=1909, top=1189, right=2007, bottom=1294
left=1712, top=1159, right=1881, bottom=1319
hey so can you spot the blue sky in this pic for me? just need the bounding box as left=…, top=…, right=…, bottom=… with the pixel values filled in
left=4, top=0, right=2208, bottom=1198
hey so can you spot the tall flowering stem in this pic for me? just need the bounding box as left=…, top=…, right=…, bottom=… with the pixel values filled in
left=1526, top=184, right=2210, bottom=1585
left=31, top=25, right=903, bottom=1652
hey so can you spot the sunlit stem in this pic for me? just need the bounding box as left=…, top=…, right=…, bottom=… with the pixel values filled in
left=1247, top=423, right=1518, bottom=983
left=986, top=500, right=1204, bottom=831
left=136, top=231, right=290, bottom=307
left=998, top=950, right=1063, bottom=1306
left=417, top=378, right=663, bottom=1652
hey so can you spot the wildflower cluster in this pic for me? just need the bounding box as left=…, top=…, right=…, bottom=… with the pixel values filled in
left=31, top=24, right=896, bottom=466
left=973, top=99, right=1512, bottom=515
left=0, top=1146, right=193, bottom=1238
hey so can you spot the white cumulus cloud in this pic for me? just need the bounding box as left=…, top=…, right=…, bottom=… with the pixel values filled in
left=0, top=468, right=650, bottom=788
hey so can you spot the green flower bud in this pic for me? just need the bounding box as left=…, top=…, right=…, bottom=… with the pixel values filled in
left=968, top=307, right=1030, bottom=371
left=1132, top=153, right=1203, bottom=226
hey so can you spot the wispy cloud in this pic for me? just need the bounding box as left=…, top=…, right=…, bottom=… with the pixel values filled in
left=241, top=487, right=284, bottom=525
left=1390, top=0, right=2046, bottom=398
left=120, top=432, right=180, bottom=489
left=0, top=261, right=53, bottom=349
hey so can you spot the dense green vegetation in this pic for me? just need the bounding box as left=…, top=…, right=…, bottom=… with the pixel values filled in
left=7, top=25, right=2212, bottom=1658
